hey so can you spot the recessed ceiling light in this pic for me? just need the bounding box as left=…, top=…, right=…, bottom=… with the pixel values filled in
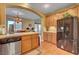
left=44, top=4, right=50, bottom=9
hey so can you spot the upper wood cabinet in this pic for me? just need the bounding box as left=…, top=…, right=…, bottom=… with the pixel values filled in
left=45, top=6, right=79, bottom=29
left=55, top=13, right=63, bottom=19
left=66, top=7, right=78, bottom=17
left=77, top=7, right=79, bottom=17
left=45, top=16, right=50, bottom=27
left=53, top=14, right=59, bottom=27
left=49, top=15, right=54, bottom=26
left=0, top=4, right=6, bottom=25
left=45, top=15, right=54, bottom=27
left=45, top=12, right=65, bottom=28
left=55, top=7, right=78, bottom=20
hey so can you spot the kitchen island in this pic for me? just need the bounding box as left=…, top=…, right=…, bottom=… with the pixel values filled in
left=0, top=32, right=40, bottom=55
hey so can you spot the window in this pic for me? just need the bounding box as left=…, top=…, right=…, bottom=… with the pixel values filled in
left=15, top=22, right=22, bottom=31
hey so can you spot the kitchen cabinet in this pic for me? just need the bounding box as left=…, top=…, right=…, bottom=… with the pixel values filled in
left=77, top=7, right=79, bottom=17
left=55, top=13, right=63, bottom=20
left=21, top=35, right=31, bottom=53
left=45, top=15, right=54, bottom=28
left=0, top=4, right=6, bottom=25
left=43, top=32, right=47, bottom=41
left=51, top=33, right=57, bottom=44
left=45, top=13, right=64, bottom=29
left=32, top=34, right=39, bottom=49
left=21, top=34, right=39, bottom=54
left=0, top=32, right=39, bottom=54
left=53, top=15, right=58, bottom=27
left=49, top=15, right=54, bottom=26
left=55, top=7, right=78, bottom=20
left=66, top=7, right=78, bottom=17
left=44, top=6, right=79, bottom=46
left=43, top=32, right=56, bottom=45
left=45, top=6, right=79, bottom=30
left=45, top=16, right=50, bottom=27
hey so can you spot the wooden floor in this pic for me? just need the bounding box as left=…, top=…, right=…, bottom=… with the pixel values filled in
left=26, top=41, right=73, bottom=55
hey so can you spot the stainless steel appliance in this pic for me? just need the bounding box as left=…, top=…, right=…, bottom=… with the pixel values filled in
left=0, top=37, right=21, bottom=55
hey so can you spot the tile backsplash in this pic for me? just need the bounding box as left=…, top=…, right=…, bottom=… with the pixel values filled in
left=48, top=26, right=57, bottom=33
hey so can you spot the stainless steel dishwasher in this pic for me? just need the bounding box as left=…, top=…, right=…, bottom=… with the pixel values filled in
left=0, top=37, right=21, bottom=55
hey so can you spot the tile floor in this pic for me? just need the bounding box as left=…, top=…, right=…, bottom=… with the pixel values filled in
left=26, top=41, right=73, bottom=55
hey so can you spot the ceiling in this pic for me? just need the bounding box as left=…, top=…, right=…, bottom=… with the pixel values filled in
left=6, top=3, right=75, bottom=23
left=29, top=3, right=74, bottom=14
left=6, top=8, right=41, bottom=20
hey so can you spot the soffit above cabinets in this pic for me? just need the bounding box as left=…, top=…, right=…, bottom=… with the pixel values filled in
left=29, top=3, right=75, bottom=15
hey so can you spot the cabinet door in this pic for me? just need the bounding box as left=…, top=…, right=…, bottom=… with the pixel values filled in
left=49, top=15, right=54, bottom=26
left=32, top=34, right=39, bottom=49
left=51, top=33, right=57, bottom=45
left=45, top=16, right=50, bottom=27
left=47, top=33, right=52, bottom=42
left=77, top=7, right=79, bottom=18
left=56, top=13, right=63, bottom=20
left=64, top=40, right=73, bottom=53
left=66, top=7, right=78, bottom=16
left=21, top=35, right=31, bottom=53
left=53, top=14, right=58, bottom=27
left=0, top=4, right=6, bottom=25
left=43, top=32, right=48, bottom=41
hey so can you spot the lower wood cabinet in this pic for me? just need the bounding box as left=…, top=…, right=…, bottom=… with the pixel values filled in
left=21, top=34, right=39, bottom=54
left=32, top=34, right=39, bottom=49
left=43, top=32, right=56, bottom=45
left=51, top=33, right=57, bottom=45
left=21, top=35, right=31, bottom=53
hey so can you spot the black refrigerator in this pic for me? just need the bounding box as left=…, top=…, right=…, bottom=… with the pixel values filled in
left=57, top=16, right=79, bottom=54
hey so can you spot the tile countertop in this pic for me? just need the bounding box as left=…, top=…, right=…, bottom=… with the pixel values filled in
left=44, top=31, right=57, bottom=33
left=0, top=32, right=39, bottom=39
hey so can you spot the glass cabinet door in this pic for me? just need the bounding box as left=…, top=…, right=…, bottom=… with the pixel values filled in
left=64, top=18, right=73, bottom=40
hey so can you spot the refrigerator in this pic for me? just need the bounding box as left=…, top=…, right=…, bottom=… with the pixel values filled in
left=57, top=16, right=79, bottom=54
